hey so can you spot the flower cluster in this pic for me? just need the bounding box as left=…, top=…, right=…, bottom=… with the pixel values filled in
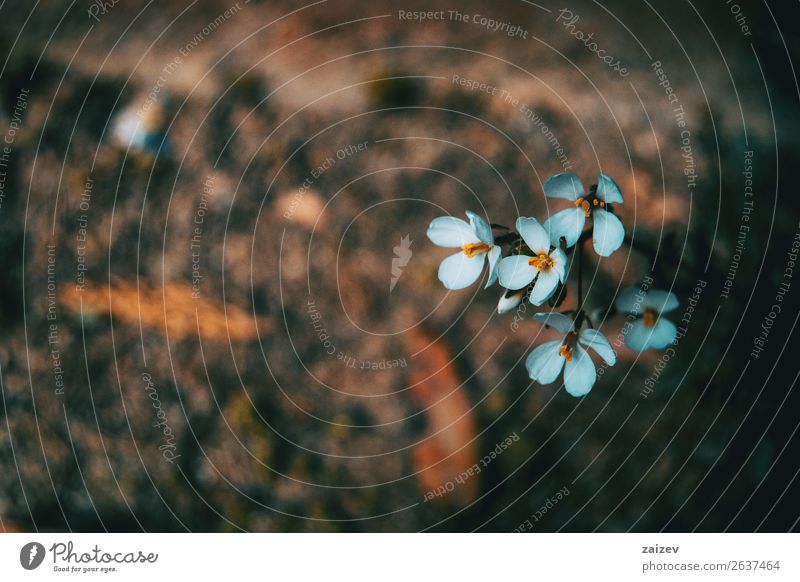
left=427, top=172, right=680, bottom=397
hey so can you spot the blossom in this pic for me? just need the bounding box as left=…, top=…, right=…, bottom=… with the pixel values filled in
left=427, top=211, right=501, bottom=290
left=497, top=217, right=567, bottom=305
left=615, top=288, right=679, bottom=352
left=542, top=172, right=625, bottom=257
left=525, top=313, right=617, bottom=397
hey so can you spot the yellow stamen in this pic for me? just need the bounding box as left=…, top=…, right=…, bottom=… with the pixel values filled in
left=560, top=331, right=578, bottom=361
left=643, top=307, right=658, bottom=328
left=528, top=252, right=555, bottom=272
left=574, top=197, right=591, bottom=217
left=462, top=242, right=492, bottom=258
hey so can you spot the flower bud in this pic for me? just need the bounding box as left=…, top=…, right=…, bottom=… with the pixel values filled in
left=497, top=288, right=525, bottom=314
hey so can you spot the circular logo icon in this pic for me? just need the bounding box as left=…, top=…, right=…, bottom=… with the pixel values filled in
left=20, top=542, right=46, bottom=570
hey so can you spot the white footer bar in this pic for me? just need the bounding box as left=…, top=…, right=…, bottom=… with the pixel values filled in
left=0, top=533, right=796, bottom=580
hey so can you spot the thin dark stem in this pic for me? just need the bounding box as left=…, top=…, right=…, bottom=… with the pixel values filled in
left=573, top=236, right=594, bottom=329
left=565, top=229, right=592, bottom=256
left=576, top=239, right=584, bottom=313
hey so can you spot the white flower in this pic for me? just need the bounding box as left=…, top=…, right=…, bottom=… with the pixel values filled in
left=525, top=313, right=617, bottom=397
left=542, top=172, right=625, bottom=257
left=427, top=211, right=501, bottom=290
left=497, top=217, right=567, bottom=306
left=615, top=288, right=679, bottom=352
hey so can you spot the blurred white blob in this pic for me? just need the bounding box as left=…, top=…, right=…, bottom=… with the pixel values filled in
left=111, top=97, right=169, bottom=158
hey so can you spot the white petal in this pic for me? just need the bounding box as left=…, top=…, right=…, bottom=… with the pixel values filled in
left=625, top=317, right=677, bottom=351
left=526, top=340, right=566, bottom=384
left=543, top=172, right=585, bottom=201
left=625, top=319, right=651, bottom=352
left=427, top=216, right=476, bottom=248
left=596, top=173, right=624, bottom=204
left=648, top=317, right=678, bottom=349
left=615, top=287, right=647, bottom=315
left=498, top=255, right=537, bottom=290
left=516, top=217, right=550, bottom=253
left=578, top=329, right=617, bottom=366
left=484, top=246, right=501, bottom=289
left=544, top=206, right=585, bottom=248
left=644, top=290, right=679, bottom=314
left=564, top=345, right=597, bottom=397
left=550, top=247, right=568, bottom=283
left=498, top=288, right=525, bottom=314
left=438, top=251, right=484, bottom=290
left=592, top=208, right=625, bottom=257
left=532, top=312, right=574, bottom=334
left=529, top=269, right=559, bottom=306
left=466, top=210, right=493, bottom=245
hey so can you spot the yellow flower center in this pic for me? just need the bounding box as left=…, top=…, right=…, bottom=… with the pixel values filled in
left=528, top=252, right=554, bottom=272
left=461, top=242, right=493, bottom=258
left=559, top=331, right=579, bottom=361
left=574, top=196, right=605, bottom=218
left=643, top=307, right=658, bottom=328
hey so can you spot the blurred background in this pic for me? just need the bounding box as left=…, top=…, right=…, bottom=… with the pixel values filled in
left=0, top=0, right=798, bottom=532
